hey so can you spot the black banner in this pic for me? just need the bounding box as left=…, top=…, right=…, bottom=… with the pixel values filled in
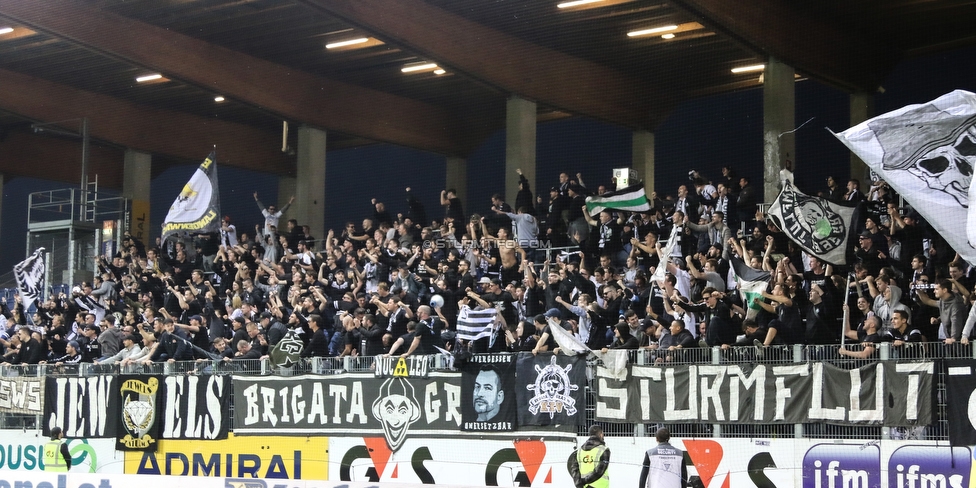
left=233, top=373, right=463, bottom=452
left=45, top=375, right=119, bottom=438
left=159, top=375, right=230, bottom=441
left=515, top=353, right=586, bottom=426
left=594, top=361, right=934, bottom=426
left=946, top=359, right=976, bottom=446
left=461, top=353, right=517, bottom=431
left=117, top=375, right=162, bottom=451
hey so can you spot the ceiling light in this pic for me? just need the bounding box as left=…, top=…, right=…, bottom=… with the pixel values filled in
left=135, top=74, right=163, bottom=83
left=661, top=33, right=675, bottom=39
left=0, top=27, right=13, bottom=35
left=731, top=64, right=765, bottom=73
left=214, top=96, right=225, bottom=102
left=433, top=69, right=446, bottom=75
left=627, top=25, right=677, bottom=37
left=401, top=62, right=438, bottom=73
left=557, top=0, right=603, bottom=8
left=326, top=37, right=369, bottom=49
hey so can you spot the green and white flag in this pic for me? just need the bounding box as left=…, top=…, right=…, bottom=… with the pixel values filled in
left=730, top=256, right=770, bottom=321
left=767, top=181, right=858, bottom=266
left=584, top=183, right=650, bottom=216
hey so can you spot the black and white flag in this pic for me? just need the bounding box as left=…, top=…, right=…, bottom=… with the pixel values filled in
left=161, top=150, right=220, bottom=242
left=515, top=353, right=586, bottom=426
left=45, top=376, right=119, bottom=438
left=767, top=181, right=858, bottom=265
left=834, top=90, right=976, bottom=265
left=456, top=306, right=497, bottom=342
left=14, top=248, right=45, bottom=313
left=946, top=359, right=976, bottom=446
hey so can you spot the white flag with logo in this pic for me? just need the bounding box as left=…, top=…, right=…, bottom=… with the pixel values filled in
left=833, top=90, right=976, bottom=265
left=14, top=248, right=45, bottom=312
left=161, top=150, right=220, bottom=242
left=767, top=181, right=858, bottom=265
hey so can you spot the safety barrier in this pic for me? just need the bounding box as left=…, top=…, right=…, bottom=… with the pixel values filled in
left=1, top=342, right=967, bottom=441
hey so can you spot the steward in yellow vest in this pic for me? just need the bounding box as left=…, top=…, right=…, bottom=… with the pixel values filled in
left=43, top=427, right=71, bottom=472
left=569, top=424, right=610, bottom=488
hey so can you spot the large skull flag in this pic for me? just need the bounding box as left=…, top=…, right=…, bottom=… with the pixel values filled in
left=834, top=90, right=976, bottom=265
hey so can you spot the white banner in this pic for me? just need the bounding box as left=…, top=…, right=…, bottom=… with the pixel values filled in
left=0, top=429, right=120, bottom=474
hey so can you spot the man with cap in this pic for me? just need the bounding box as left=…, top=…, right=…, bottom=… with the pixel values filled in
left=638, top=427, right=688, bottom=488
left=43, top=427, right=71, bottom=472
left=220, top=215, right=238, bottom=247
left=97, top=334, right=143, bottom=365
left=78, top=325, right=102, bottom=363
left=46, top=340, right=82, bottom=366
left=531, top=309, right=572, bottom=355
left=855, top=230, right=886, bottom=277
left=470, top=277, right=517, bottom=329
left=569, top=424, right=610, bottom=488
left=543, top=185, right=569, bottom=246
left=262, top=311, right=288, bottom=347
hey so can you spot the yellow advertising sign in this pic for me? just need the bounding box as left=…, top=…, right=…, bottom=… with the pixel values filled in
left=129, top=199, right=150, bottom=244
left=123, top=433, right=326, bottom=479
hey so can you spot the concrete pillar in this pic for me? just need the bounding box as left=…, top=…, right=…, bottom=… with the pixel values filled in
left=122, top=149, right=152, bottom=244
left=277, top=176, right=297, bottom=224
left=505, top=96, right=537, bottom=205
left=445, top=157, right=467, bottom=216
left=296, top=126, right=326, bottom=246
left=632, top=130, right=655, bottom=196
left=0, top=173, right=4, bottom=240
left=762, top=57, right=796, bottom=204
left=849, top=92, right=875, bottom=184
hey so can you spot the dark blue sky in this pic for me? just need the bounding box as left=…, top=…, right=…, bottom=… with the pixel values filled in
left=3, top=45, right=974, bottom=276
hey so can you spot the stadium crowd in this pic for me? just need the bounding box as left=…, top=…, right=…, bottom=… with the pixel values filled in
left=0, top=166, right=964, bottom=368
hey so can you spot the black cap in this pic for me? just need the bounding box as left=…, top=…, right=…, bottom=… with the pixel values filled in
left=259, top=311, right=273, bottom=320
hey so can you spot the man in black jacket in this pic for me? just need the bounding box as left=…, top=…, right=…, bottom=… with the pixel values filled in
left=674, top=287, right=736, bottom=347
left=9, top=327, right=45, bottom=365
left=148, top=319, right=193, bottom=363
left=359, top=313, right=387, bottom=356
left=301, top=314, right=331, bottom=358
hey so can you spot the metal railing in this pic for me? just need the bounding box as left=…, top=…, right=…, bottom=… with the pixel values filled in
left=0, top=343, right=964, bottom=440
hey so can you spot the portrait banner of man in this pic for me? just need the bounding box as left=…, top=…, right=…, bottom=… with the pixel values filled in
left=461, top=354, right=517, bottom=431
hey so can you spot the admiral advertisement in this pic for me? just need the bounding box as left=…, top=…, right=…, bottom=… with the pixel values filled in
left=594, top=361, right=934, bottom=425
left=123, top=433, right=326, bottom=480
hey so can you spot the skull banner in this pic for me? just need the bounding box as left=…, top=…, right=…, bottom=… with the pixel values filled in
left=834, top=90, right=976, bottom=265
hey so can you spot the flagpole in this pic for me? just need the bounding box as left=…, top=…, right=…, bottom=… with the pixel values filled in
left=841, top=272, right=852, bottom=349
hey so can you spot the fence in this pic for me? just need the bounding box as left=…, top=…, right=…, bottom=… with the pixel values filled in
left=1, top=341, right=964, bottom=440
